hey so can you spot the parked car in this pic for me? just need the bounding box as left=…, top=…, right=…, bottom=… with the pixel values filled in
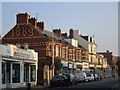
left=87, top=74, right=94, bottom=81
left=50, top=75, right=68, bottom=87
left=63, top=73, right=77, bottom=85
left=75, top=71, right=88, bottom=82
left=93, top=74, right=100, bottom=81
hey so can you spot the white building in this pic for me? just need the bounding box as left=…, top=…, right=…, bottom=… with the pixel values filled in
left=70, top=29, right=97, bottom=72
left=0, top=44, right=38, bottom=89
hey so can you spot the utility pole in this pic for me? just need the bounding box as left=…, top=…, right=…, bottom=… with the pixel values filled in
left=52, top=29, right=55, bottom=77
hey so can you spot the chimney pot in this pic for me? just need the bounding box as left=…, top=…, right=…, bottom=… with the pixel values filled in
left=17, top=12, right=29, bottom=24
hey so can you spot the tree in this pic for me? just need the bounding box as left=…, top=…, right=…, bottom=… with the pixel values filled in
left=116, top=58, right=120, bottom=77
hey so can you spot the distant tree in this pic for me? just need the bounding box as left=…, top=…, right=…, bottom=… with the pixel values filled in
left=116, top=58, right=120, bottom=77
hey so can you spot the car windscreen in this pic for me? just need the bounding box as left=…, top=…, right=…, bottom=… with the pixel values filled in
left=87, top=75, right=91, bottom=77
left=52, top=76, right=64, bottom=80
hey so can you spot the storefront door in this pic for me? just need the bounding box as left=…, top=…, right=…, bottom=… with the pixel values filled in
left=6, top=62, right=11, bottom=88
left=24, top=64, right=29, bottom=82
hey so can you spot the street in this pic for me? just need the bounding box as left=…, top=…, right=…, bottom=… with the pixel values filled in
left=45, top=77, right=119, bottom=90
left=2, top=77, right=119, bottom=90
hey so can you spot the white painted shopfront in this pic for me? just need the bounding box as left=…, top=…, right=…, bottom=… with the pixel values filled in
left=0, top=44, right=38, bottom=89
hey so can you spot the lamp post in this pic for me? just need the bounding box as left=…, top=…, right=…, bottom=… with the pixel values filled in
left=52, top=30, right=55, bottom=77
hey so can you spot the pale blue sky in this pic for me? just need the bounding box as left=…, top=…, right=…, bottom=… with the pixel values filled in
left=1, top=2, right=118, bottom=55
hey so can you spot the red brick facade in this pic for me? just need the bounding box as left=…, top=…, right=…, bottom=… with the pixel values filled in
left=2, top=12, right=89, bottom=84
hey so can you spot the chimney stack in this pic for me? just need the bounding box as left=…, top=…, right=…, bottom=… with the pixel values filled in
left=17, top=12, right=29, bottom=24
left=107, top=50, right=109, bottom=53
left=53, top=28, right=61, bottom=37
left=69, top=28, right=74, bottom=38
left=37, top=21, right=44, bottom=30
left=29, top=17, right=37, bottom=28
left=61, top=33, right=67, bottom=38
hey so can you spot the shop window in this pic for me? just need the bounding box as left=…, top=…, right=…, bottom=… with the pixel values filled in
left=24, top=64, right=29, bottom=82
left=30, top=65, right=36, bottom=82
left=62, top=48, right=65, bottom=58
left=12, top=63, right=20, bottom=83
left=49, top=44, right=52, bottom=56
left=2, top=62, right=5, bottom=84
left=6, top=63, right=11, bottom=83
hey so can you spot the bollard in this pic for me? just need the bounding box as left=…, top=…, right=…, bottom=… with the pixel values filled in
left=26, top=82, right=31, bottom=90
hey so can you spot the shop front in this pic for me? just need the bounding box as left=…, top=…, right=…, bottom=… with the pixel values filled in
left=89, top=64, right=95, bottom=74
left=82, top=62, right=89, bottom=73
left=61, top=61, right=77, bottom=75
left=0, top=44, right=38, bottom=89
left=61, top=61, right=68, bottom=74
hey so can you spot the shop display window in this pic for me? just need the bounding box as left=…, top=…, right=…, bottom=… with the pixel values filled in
left=2, top=62, right=5, bottom=84
left=12, top=63, right=20, bottom=83
left=24, top=64, right=29, bottom=82
left=30, top=65, right=36, bottom=82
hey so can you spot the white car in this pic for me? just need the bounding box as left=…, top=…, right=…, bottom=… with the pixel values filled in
left=87, top=74, right=94, bottom=81
left=75, top=71, right=88, bottom=82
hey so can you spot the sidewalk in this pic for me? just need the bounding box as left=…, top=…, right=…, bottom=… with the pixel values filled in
left=2, top=85, right=50, bottom=90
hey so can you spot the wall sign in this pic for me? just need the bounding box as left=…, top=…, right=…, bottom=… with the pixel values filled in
left=62, top=61, right=68, bottom=67
left=83, top=62, right=89, bottom=68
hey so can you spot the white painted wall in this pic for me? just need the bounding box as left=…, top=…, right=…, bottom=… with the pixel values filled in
left=73, top=30, right=89, bottom=50
left=65, top=38, right=78, bottom=47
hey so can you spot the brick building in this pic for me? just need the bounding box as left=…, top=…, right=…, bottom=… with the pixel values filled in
left=2, top=13, right=90, bottom=85
left=98, top=50, right=118, bottom=77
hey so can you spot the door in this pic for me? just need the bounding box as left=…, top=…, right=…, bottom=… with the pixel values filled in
left=24, top=64, right=29, bottom=82
left=6, top=62, right=11, bottom=88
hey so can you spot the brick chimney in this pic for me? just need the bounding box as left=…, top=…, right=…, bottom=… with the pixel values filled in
left=69, top=28, right=74, bottom=38
left=107, top=50, right=109, bottom=53
left=17, top=12, right=29, bottom=24
left=61, top=33, right=67, bottom=38
left=37, top=21, right=44, bottom=30
left=53, top=28, right=61, bottom=37
left=29, top=17, right=37, bottom=28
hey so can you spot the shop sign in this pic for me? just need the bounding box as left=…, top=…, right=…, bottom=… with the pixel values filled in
left=44, top=65, right=49, bottom=70
left=13, top=47, right=38, bottom=60
left=83, top=62, right=89, bottom=68
left=0, top=45, right=11, bottom=56
left=89, top=64, right=95, bottom=67
left=13, top=48, right=30, bottom=58
left=73, top=63, right=77, bottom=69
left=62, top=61, right=68, bottom=67
left=69, top=63, right=73, bottom=68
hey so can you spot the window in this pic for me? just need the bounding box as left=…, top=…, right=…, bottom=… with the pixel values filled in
left=49, top=44, right=52, bottom=56
left=76, top=51, right=79, bottom=61
left=56, top=46, right=59, bottom=57
left=30, top=65, right=36, bottom=82
left=12, top=63, right=20, bottom=83
left=69, top=50, right=72, bottom=59
left=62, top=48, right=65, bottom=58
left=60, top=47, right=62, bottom=57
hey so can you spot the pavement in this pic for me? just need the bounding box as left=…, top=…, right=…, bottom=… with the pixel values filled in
left=2, top=85, right=50, bottom=90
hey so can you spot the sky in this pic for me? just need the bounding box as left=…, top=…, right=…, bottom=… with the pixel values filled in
left=0, top=2, right=118, bottom=56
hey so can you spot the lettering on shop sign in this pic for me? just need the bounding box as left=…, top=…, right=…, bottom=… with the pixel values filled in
left=83, top=62, right=89, bottom=68
left=13, top=48, right=30, bottom=58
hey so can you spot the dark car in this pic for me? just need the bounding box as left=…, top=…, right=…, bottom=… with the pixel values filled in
left=63, top=73, right=77, bottom=85
left=93, top=74, right=100, bottom=81
left=50, top=75, right=68, bottom=87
